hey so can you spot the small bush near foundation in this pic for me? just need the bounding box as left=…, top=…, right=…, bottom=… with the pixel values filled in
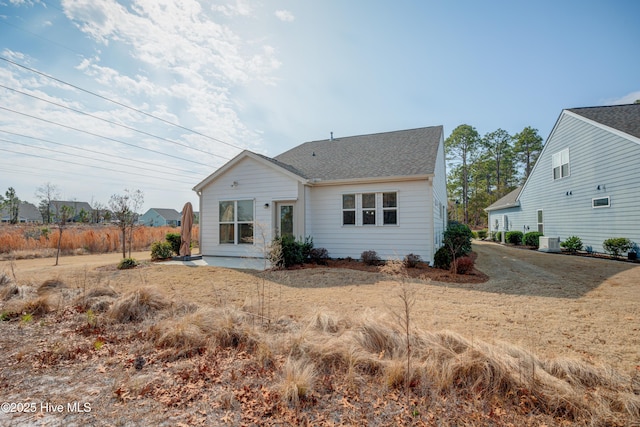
left=476, top=229, right=488, bottom=240
left=455, top=256, right=475, bottom=274
left=524, top=231, right=543, bottom=247
left=494, top=231, right=502, bottom=242
left=505, top=231, right=523, bottom=245
left=309, top=247, right=329, bottom=265
left=403, top=253, right=422, bottom=268
left=361, top=250, right=381, bottom=266
left=602, top=237, right=633, bottom=258
left=151, top=241, right=173, bottom=260
left=433, top=246, right=452, bottom=270
left=560, top=236, right=583, bottom=253
left=165, top=233, right=181, bottom=255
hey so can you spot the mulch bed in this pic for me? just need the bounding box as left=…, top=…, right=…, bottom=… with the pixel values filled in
left=293, top=252, right=489, bottom=284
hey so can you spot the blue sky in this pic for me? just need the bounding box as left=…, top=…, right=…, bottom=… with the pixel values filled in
left=1, top=0, right=639, bottom=212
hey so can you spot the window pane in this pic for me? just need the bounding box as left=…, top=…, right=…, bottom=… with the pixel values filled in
left=363, top=209, right=375, bottom=224
left=362, top=193, right=375, bottom=208
left=280, top=205, right=293, bottom=236
left=237, top=200, right=254, bottom=221
left=238, top=223, right=254, bottom=244
left=219, top=224, right=234, bottom=243
left=383, top=192, right=397, bottom=208
left=343, top=194, right=355, bottom=209
left=537, top=210, right=543, bottom=223
left=219, top=201, right=234, bottom=222
left=383, top=210, right=397, bottom=225
left=553, top=167, right=560, bottom=180
left=343, top=211, right=355, bottom=225
left=561, top=164, right=569, bottom=178
left=593, top=197, right=610, bottom=208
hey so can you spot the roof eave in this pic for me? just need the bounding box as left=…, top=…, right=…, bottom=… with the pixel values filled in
left=484, top=201, right=521, bottom=212
left=309, top=174, right=434, bottom=186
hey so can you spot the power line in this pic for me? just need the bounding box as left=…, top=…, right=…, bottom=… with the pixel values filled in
left=0, top=146, right=191, bottom=184
left=0, top=106, right=215, bottom=167
left=0, top=56, right=248, bottom=152
left=0, top=129, right=202, bottom=176
left=0, top=84, right=230, bottom=160
left=0, top=138, right=201, bottom=179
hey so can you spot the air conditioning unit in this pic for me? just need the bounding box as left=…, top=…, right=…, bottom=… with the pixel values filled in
left=539, top=236, right=561, bottom=253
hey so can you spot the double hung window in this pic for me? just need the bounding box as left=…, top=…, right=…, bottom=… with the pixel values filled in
left=219, top=200, right=254, bottom=244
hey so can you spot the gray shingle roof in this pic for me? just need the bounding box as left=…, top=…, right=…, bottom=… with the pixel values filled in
left=484, top=187, right=522, bottom=212
left=50, top=201, right=93, bottom=213
left=273, top=126, right=443, bottom=181
left=568, top=104, right=640, bottom=139
left=0, top=201, right=41, bottom=222
left=152, top=208, right=181, bottom=221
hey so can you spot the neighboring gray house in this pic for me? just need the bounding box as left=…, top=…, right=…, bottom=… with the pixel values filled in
left=140, top=208, right=182, bottom=227
left=50, top=200, right=93, bottom=222
left=486, top=104, right=640, bottom=253
left=193, top=126, right=448, bottom=264
left=0, top=201, right=41, bottom=223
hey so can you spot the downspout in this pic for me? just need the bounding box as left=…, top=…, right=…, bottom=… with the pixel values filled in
left=197, top=190, right=203, bottom=255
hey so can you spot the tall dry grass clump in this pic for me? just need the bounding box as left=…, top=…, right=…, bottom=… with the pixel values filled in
left=295, top=310, right=640, bottom=424
left=108, top=287, right=169, bottom=323
left=278, top=357, right=317, bottom=406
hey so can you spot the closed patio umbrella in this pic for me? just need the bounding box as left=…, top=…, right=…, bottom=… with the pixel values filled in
left=179, top=202, right=193, bottom=258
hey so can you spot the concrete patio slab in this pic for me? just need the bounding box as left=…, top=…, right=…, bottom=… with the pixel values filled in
left=164, top=256, right=269, bottom=270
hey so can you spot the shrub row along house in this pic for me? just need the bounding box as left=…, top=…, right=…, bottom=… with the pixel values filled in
left=193, top=127, right=448, bottom=265
left=486, top=104, right=640, bottom=254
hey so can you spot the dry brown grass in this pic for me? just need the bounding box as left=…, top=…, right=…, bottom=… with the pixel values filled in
left=107, top=287, right=170, bottom=323
left=0, top=224, right=199, bottom=259
left=279, top=357, right=317, bottom=406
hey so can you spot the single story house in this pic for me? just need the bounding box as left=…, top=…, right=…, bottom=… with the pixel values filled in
left=50, top=200, right=93, bottom=222
left=140, top=208, right=182, bottom=227
left=485, top=103, right=640, bottom=253
left=0, top=201, right=41, bottom=223
left=193, top=126, right=448, bottom=264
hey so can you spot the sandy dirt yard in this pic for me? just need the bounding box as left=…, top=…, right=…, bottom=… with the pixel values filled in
left=2, top=241, right=638, bottom=375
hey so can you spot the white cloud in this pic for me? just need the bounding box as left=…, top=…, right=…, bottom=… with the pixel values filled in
left=608, top=91, right=640, bottom=105
left=274, top=9, right=294, bottom=22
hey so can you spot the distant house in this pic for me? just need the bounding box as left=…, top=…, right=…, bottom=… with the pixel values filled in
left=0, top=201, right=41, bottom=223
left=50, top=201, right=93, bottom=223
left=193, top=126, right=448, bottom=264
left=485, top=104, right=640, bottom=253
left=140, top=208, right=182, bottom=227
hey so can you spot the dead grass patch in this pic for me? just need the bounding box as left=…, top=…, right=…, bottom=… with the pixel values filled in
left=108, top=287, right=169, bottom=323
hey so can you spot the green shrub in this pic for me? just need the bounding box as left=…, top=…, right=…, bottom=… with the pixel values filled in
left=602, top=237, right=633, bottom=258
left=476, top=229, right=488, bottom=240
left=269, top=235, right=313, bottom=268
left=403, top=253, right=422, bottom=268
left=560, top=236, right=583, bottom=253
left=505, top=231, right=523, bottom=245
left=433, top=246, right=452, bottom=270
left=494, top=231, right=502, bottom=242
left=165, top=233, right=182, bottom=255
left=118, top=258, right=138, bottom=270
left=361, top=250, right=381, bottom=266
left=443, top=221, right=473, bottom=257
left=151, top=241, right=174, bottom=260
left=524, top=231, right=543, bottom=247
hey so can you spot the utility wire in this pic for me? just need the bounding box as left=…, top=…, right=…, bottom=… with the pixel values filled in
left=0, top=84, right=230, bottom=160
left=0, top=56, right=247, bottom=152
left=1, top=138, right=200, bottom=179
left=0, top=147, right=191, bottom=184
left=0, top=129, right=202, bottom=176
left=0, top=106, right=215, bottom=168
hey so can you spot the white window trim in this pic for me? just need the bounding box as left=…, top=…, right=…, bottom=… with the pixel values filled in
left=552, top=148, right=570, bottom=180
left=341, top=191, right=398, bottom=227
left=219, top=199, right=255, bottom=245
left=592, top=196, right=611, bottom=209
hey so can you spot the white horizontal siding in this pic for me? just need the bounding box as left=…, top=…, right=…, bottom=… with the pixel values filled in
left=308, top=180, right=434, bottom=262
left=199, top=157, right=300, bottom=257
left=495, top=113, right=640, bottom=253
